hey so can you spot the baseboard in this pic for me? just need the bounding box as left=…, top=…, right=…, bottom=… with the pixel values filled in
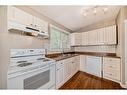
left=120, top=82, right=127, bottom=89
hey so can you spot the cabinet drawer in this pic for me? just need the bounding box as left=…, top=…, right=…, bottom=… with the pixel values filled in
left=103, top=68, right=120, bottom=81
left=103, top=62, right=120, bottom=70
left=56, top=61, right=64, bottom=69
left=103, top=57, right=120, bottom=64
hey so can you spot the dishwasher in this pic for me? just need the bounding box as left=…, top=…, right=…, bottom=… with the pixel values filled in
left=86, top=56, right=102, bottom=77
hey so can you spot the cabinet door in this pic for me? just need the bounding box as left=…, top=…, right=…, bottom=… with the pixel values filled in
left=56, top=61, right=64, bottom=88
left=70, top=33, right=82, bottom=46
left=92, top=30, right=98, bottom=45
left=64, top=58, right=72, bottom=81
left=8, top=6, right=32, bottom=26
left=35, top=17, right=48, bottom=34
left=82, top=32, right=89, bottom=45
left=56, top=66, right=64, bottom=88
left=71, top=60, right=76, bottom=75
left=88, top=31, right=93, bottom=45
left=70, top=33, right=75, bottom=46
left=97, top=28, right=105, bottom=45
left=88, top=30, right=98, bottom=45
left=70, top=56, right=80, bottom=76
left=75, top=56, right=80, bottom=72
left=80, top=55, right=86, bottom=72
left=105, top=25, right=117, bottom=45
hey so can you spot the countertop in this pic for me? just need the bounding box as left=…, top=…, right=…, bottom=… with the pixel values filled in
left=46, top=52, right=120, bottom=61
left=47, top=54, right=79, bottom=61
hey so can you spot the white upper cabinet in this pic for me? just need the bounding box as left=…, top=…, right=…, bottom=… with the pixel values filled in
left=8, top=6, right=31, bottom=26
left=97, top=28, right=105, bottom=45
left=34, top=17, right=48, bottom=35
left=82, top=32, right=89, bottom=45
left=88, top=30, right=98, bottom=45
left=7, top=6, right=32, bottom=31
left=71, top=25, right=117, bottom=46
left=7, top=6, right=49, bottom=36
left=104, top=25, right=117, bottom=45
left=70, top=33, right=82, bottom=46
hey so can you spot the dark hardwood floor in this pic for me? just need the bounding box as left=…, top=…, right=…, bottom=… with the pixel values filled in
left=59, top=71, right=123, bottom=89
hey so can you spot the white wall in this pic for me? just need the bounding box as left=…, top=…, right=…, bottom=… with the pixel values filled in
left=116, top=6, right=127, bottom=85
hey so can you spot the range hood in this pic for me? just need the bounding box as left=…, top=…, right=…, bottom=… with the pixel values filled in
left=8, top=21, right=49, bottom=38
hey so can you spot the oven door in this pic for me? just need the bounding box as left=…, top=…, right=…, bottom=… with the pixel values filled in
left=7, top=64, right=56, bottom=89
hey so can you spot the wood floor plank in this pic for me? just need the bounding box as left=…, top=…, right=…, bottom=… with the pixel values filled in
left=59, top=71, right=123, bottom=90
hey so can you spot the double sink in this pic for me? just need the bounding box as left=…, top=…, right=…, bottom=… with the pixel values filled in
left=53, top=54, right=79, bottom=61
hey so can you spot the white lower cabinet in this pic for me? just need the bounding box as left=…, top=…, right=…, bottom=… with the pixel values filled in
left=80, top=55, right=86, bottom=72
left=103, top=57, right=121, bottom=83
left=64, top=58, right=72, bottom=82
left=56, top=56, right=80, bottom=89
left=75, top=56, right=80, bottom=72
left=56, top=55, right=121, bottom=89
left=56, top=60, right=64, bottom=89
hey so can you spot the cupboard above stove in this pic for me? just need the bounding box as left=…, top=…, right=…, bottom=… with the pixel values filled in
left=7, top=6, right=49, bottom=38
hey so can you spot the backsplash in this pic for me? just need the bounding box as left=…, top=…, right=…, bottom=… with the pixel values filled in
left=74, top=45, right=116, bottom=53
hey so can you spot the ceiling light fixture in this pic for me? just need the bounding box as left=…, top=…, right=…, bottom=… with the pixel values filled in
left=81, top=6, right=108, bottom=17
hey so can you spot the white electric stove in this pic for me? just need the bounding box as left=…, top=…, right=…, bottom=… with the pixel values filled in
left=7, top=49, right=56, bottom=89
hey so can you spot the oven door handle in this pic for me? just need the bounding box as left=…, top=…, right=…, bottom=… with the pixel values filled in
left=17, top=61, right=27, bottom=63
left=8, top=64, right=50, bottom=78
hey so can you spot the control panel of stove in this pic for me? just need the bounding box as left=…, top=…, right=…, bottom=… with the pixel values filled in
left=11, top=49, right=46, bottom=57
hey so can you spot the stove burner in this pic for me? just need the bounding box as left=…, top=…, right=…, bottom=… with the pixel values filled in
left=36, top=58, right=51, bottom=62
left=43, top=59, right=50, bottom=62
left=17, top=62, right=33, bottom=67
left=36, top=58, right=45, bottom=60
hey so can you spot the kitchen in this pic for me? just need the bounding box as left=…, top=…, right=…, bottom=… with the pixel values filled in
left=0, top=5, right=127, bottom=90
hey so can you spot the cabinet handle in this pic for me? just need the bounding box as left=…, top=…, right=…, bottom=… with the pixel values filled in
left=109, top=59, right=112, bottom=61
left=109, top=66, right=113, bottom=68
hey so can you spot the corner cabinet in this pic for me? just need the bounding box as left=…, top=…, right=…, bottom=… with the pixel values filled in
left=56, top=56, right=80, bottom=89
left=71, top=25, right=117, bottom=46
left=70, top=33, right=82, bottom=46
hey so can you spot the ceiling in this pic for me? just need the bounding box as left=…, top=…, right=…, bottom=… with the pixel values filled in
left=30, top=6, right=121, bottom=31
